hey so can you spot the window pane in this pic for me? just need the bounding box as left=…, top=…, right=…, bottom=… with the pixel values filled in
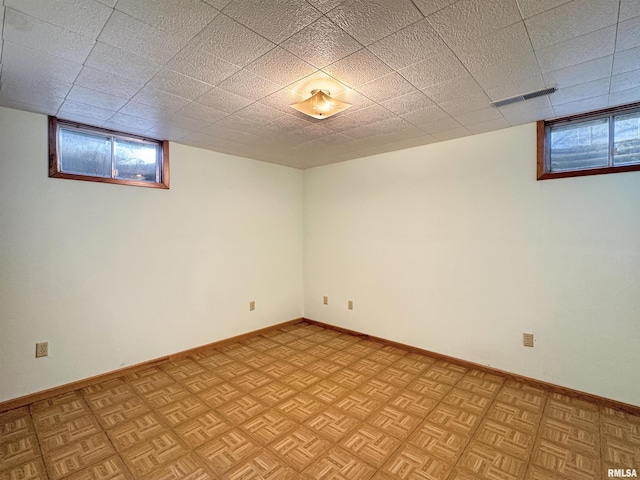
left=613, top=112, right=640, bottom=166
left=59, top=128, right=112, bottom=177
left=549, top=118, right=609, bottom=172
left=113, top=139, right=159, bottom=182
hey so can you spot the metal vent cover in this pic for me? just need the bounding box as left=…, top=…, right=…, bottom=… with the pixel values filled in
left=491, top=87, right=557, bottom=108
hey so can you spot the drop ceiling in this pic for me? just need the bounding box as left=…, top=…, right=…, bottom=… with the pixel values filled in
left=0, top=0, right=638, bottom=169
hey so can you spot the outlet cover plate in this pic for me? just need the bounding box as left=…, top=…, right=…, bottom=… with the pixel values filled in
left=523, top=333, right=534, bottom=347
left=36, top=342, right=49, bottom=358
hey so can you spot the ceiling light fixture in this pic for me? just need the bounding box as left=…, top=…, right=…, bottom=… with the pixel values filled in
left=290, top=89, right=352, bottom=119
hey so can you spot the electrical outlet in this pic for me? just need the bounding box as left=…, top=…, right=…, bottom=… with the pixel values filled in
left=323, top=296, right=328, bottom=305
left=348, top=300, right=353, bottom=310
left=36, top=342, right=49, bottom=358
left=523, top=333, right=534, bottom=347
left=249, top=301, right=255, bottom=311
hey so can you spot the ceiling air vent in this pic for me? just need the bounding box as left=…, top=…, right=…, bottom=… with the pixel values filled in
left=491, top=87, right=557, bottom=108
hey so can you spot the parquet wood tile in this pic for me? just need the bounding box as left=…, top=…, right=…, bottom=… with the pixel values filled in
left=267, top=426, right=331, bottom=471
left=225, top=449, right=298, bottom=480
left=381, top=443, right=454, bottom=479
left=119, top=432, right=188, bottom=477
left=339, top=423, right=402, bottom=468
left=0, top=434, right=41, bottom=471
left=64, top=455, right=133, bottom=480
left=457, top=440, right=527, bottom=480
left=137, top=453, right=214, bottom=480
left=42, top=432, right=116, bottom=480
left=106, top=413, right=168, bottom=450
left=302, top=446, right=376, bottom=480
left=304, top=407, right=361, bottom=443
left=174, top=411, right=232, bottom=448
left=0, top=457, right=48, bottom=480
left=2, top=322, right=639, bottom=480
left=408, top=420, right=469, bottom=464
left=252, top=381, right=297, bottom=406
left=0, top=407, right=35, bottom=441
left=366, top=406, right=421, bottom=440
left=240, top=409, right=298, bottom=446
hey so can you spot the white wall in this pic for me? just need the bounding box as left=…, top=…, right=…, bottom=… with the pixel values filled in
left=0, top=107, right=304, bottom=402
left=304, top=123, right=640, bottom=406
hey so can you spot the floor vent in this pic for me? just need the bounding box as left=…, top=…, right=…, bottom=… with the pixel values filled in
left=491, top=87, right=557, bottom=108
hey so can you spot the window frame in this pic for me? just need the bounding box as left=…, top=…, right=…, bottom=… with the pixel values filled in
left=48, top=116, right=170, bottom=189
left=537, top=102, right=640, bottom=180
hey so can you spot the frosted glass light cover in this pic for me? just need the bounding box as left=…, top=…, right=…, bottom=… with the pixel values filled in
left=290, top=90, right=352, bottom=119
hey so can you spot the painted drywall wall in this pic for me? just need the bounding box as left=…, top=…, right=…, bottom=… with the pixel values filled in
left=304, top=123, right=640, bottom=406
left=0, top=107, right=303, bottom=403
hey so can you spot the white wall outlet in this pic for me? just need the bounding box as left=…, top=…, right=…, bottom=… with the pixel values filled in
left=36, top=342, right=49, bottom=358
left=348, top=300, right=353, bottom=310
left=323, top=296, right=328, bottom=305
left=249, top=301, right=255, bottom=311
left=523, top=333, right=534, bottom=347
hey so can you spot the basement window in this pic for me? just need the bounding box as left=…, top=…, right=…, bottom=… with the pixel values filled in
left=537, top=102, right=640, bottom=180
left=48, top=117, right=169, bottom=189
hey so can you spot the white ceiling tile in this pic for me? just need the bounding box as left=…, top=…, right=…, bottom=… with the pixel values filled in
left=543, top=55, right=613, bottom=87
left=118, top=101, right=176, bottom=121
left=5, top=0, right=112, bottom=39
left=498, top=96, right=555, bottom=125
left=98, top=11, right=189, bottom=64
left=470, top=52, right=542, bottom=90
left=0, top=94, right=65, bottom=115
left=115, top=0, right=219, bottom=41
left=345, top=117, right=422, bottom=140
left=145, top=124, right=191, bottom=140
left=95, top=0, right=117, bottom=7
left=166, top=44, right=239, bottom=86
left=525, top=0, right=619, bottom=50
left=367, top=19, right=448, bottom=71
left=616, top=15, right=640, bottom=52
left=75, top=66, right=143, bottom=98
left=419, top=116, right=463, bottom=134
left=55, top=111, right=107, bottom=127
left=439, top=92, right=493, bottom=116
left=3, top=8, right=95, bottom=63
left=536, top=26, right=617, bottom=72
left=323, top=49, right=393, bottom=87
left=1, top=41, right=82, bottom=84
left=485, top=76, right=545, bottom=102
left=223, top=0, right=321, bottom=44
left=245, top=48, right=316, bottom=87
left=412, top=0, right=457, bottom=16
left=306, top=0, right=343, bottom=13
left=103, top=114, right=156, bottom=135
left=217, top=70, right=280, bottom=101
left=398, top=48, right=468, bottom=90
left=432, top=127, right=472, bottom=141
left=455, top=22, right=533, bottom=72
left=146, top=69, right=213, bottom=100
left=59, top=99, right=116, bottom=122
left=160, top=114, right=212, bottom=132
left=401, top=105, right=450, bottom=126
left=421, top=75, right=485, bottom=103
left=467, top=117, right=511, bottom=134
left=608, top=87, right=640, bottom=106
left=550, top=77, right=611, bottom=105
left=235, top=103, right=287, bottom=124
left=282, top=16, right=363, bottom=69
left=66, top=85, right=129, bottom=110
left=355, top=73, right=416, bottom=102
left=85, top=42, right=162, bottom=85
left=515, top=0, right=571, bottom=19
left=202, top=0, right=232, bottom=10
left=177, top=102, right=228, bottom=123
left=610, top=69, right=640, bottom=93
left=428, top=0, right=522, bottom=50
left=196, top=87, right=254, bottom=113
left=381, top=90, right=434, bottom=115
left=326, top=0, right=423, bottom=46
left=619, top=0, right=640, bottom=21
left=613, top=47, right=640, bottom=76
left=130, top=85, right=191, bottom=111
left=191, top=14, right=275, bottom=67
left=552, top=94, right=609, bottom=116
left=0, top=71, right=71, bottom=106
left=322, top=104, right=395, bottom=131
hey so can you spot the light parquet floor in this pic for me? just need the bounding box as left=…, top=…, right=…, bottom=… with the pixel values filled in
left=1, top=322, right=638, bottom=480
